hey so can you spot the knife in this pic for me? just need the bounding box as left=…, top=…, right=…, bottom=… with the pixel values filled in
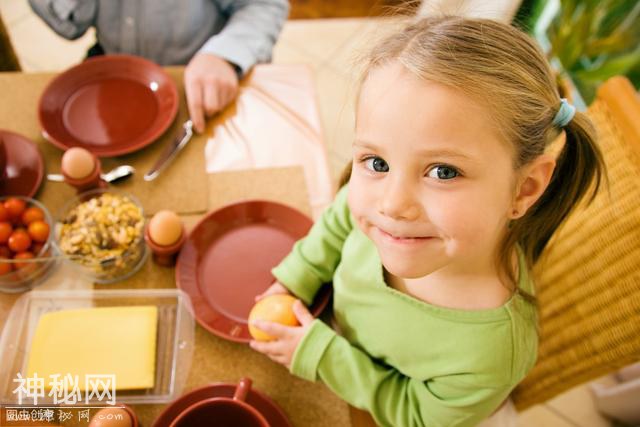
left=144, top=120, right=194, bottom=181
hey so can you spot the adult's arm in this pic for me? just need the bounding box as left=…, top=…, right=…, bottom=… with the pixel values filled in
left=28, top=0, right=97, bottom=40
left=200, top=0, right=289, bottom=76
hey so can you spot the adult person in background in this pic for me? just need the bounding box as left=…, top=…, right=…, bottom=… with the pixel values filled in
left=29, top=0, right=290, bottom=133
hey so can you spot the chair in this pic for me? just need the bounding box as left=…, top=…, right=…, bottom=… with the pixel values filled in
left=512, top=75, right=640, bottom=409
left=350, top=76, right=640, bottom=426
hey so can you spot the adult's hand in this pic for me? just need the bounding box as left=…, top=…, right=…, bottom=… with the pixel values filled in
left=184, top=53, right=239, bottom=133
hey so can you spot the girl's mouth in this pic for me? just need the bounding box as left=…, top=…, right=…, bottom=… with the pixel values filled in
left=375, top=227, right=434, bottom=244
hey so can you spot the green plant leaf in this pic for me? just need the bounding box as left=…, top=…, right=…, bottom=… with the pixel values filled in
left=573, top=47, right=640, bottom=82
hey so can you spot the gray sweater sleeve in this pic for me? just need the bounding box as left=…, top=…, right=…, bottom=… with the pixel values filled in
left=199, top=0, right=289, bottom=76
left=29, top=0, right=97, bottom=40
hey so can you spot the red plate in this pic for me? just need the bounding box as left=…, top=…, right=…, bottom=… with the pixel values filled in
left=0, top=130, right=44, bottom=197
left=38, top=54, right=178, bottom=157
left=152, top=383, right=292, bottom=427
left=176, top=200, right=331, bottom=343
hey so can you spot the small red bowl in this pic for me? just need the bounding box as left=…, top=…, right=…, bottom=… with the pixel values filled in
left=0, top=130, right=44, bottom=198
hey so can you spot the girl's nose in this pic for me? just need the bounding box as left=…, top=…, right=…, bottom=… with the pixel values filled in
left=378, top=179, right=421, bottom=221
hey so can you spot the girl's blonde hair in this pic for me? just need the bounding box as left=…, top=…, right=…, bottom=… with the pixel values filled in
left=342, top=16, right=606, bottom=295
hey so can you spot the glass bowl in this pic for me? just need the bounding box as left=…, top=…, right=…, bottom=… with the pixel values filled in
left=54, top=188, right=147, bottom=284
left=0, top=196, right=57, bottom=293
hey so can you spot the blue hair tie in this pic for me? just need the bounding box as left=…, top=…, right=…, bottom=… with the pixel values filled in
left=552, top=98, right=576, bottom=127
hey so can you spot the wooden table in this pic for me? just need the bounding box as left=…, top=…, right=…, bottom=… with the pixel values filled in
left=0, top=65, right=375, bottom=426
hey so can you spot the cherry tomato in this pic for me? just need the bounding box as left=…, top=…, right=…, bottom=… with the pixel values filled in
left=0, top=222, right=12, bottom=244
left=13, top=251, right=34, bottom=270
left=0, top=246, right=10, bottom=258
left=31, top=242, right=45, bottom=256
left=0, top=257, right=13, bottom=276
left=3, top=198, right=26, bottom=221
left=0, top=204, right=9, bottom=222
left=21, top=207, right=45, bottom=226
left=8, top=229, right=31, bottom=253
left=27, top=220, right=49, bottom=243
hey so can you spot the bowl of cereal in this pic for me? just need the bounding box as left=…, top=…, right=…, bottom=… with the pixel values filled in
left=0, top=196, right=57, bottom=293
left=55, top=189, right=147, bottom=283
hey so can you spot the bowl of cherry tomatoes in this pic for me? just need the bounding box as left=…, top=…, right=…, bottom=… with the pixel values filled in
left=0, top=196, right=56, bottom=293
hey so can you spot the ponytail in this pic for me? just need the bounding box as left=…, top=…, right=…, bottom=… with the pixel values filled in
left=499, top=111, right=607, bottom=288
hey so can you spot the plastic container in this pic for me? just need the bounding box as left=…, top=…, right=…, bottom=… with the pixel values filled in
left=54, top=189, right=147, bottom=284
left=0, top=196, right=58, bottom=293
left=0, top=289, right=195, bottom=405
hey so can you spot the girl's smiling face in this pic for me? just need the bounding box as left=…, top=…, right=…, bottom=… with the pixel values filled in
left=348, top=62, right=518, bottom=280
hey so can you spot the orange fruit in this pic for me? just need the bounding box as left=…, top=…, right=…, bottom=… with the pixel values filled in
left=248, top=294, right=300, bottom=341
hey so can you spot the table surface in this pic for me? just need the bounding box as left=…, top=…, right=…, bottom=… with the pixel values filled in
left=0, top=65, right=375, bottom=427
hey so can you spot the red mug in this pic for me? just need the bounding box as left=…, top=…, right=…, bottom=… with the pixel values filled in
left=169, top=378, right=269, bottom=427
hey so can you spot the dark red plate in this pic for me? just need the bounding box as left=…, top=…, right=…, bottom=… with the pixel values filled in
left=38, top=54, right=178, bottom=157
left=176, top=200, right=331, bottom=343
left=0, top=130, right=44, bottom=197
left=152, top=383, right=292, bottom=427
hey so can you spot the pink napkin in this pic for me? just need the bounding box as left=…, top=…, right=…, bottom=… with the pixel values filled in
left=205, top=64, right=335, bottom=218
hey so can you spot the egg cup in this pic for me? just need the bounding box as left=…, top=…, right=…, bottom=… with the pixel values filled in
left=62, top=151, right=107, bottom=193
left=144, top=223, right=186, bottom=267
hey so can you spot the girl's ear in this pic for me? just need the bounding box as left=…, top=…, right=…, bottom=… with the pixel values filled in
left=510, top=154, right=556, bottom=219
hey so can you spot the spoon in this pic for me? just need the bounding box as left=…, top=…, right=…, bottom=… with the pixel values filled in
left=47, top=165, right=135, bottom=183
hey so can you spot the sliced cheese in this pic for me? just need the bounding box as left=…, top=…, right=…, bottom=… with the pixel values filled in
left=26, top=306, right=158, bottom=391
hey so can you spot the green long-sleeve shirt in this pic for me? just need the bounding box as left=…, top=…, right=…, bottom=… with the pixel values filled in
left=272, top=186, right=538, bottom=427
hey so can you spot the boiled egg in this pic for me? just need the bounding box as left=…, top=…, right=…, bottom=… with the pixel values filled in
left=88, top=407, right=133, bottom=427
left=148, top=210, right=182, bottom=246
left=62, top=147, right=95, bottom=179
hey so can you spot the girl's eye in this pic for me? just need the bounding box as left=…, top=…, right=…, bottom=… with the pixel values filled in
left=427, top=165, right=459, bottom=180
left=364, top=157, right=389, bottom=173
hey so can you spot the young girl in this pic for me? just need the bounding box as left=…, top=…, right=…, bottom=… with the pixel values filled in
left=250, top=16, right=605, bottom=427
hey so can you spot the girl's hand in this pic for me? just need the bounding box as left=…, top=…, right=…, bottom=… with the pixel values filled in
left=249, top=300, right=315, bottom=369
left=254, top=281, right=291, bottom=302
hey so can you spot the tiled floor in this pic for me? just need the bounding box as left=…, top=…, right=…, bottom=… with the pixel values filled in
left=0, top=2, right=618, bottom=426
